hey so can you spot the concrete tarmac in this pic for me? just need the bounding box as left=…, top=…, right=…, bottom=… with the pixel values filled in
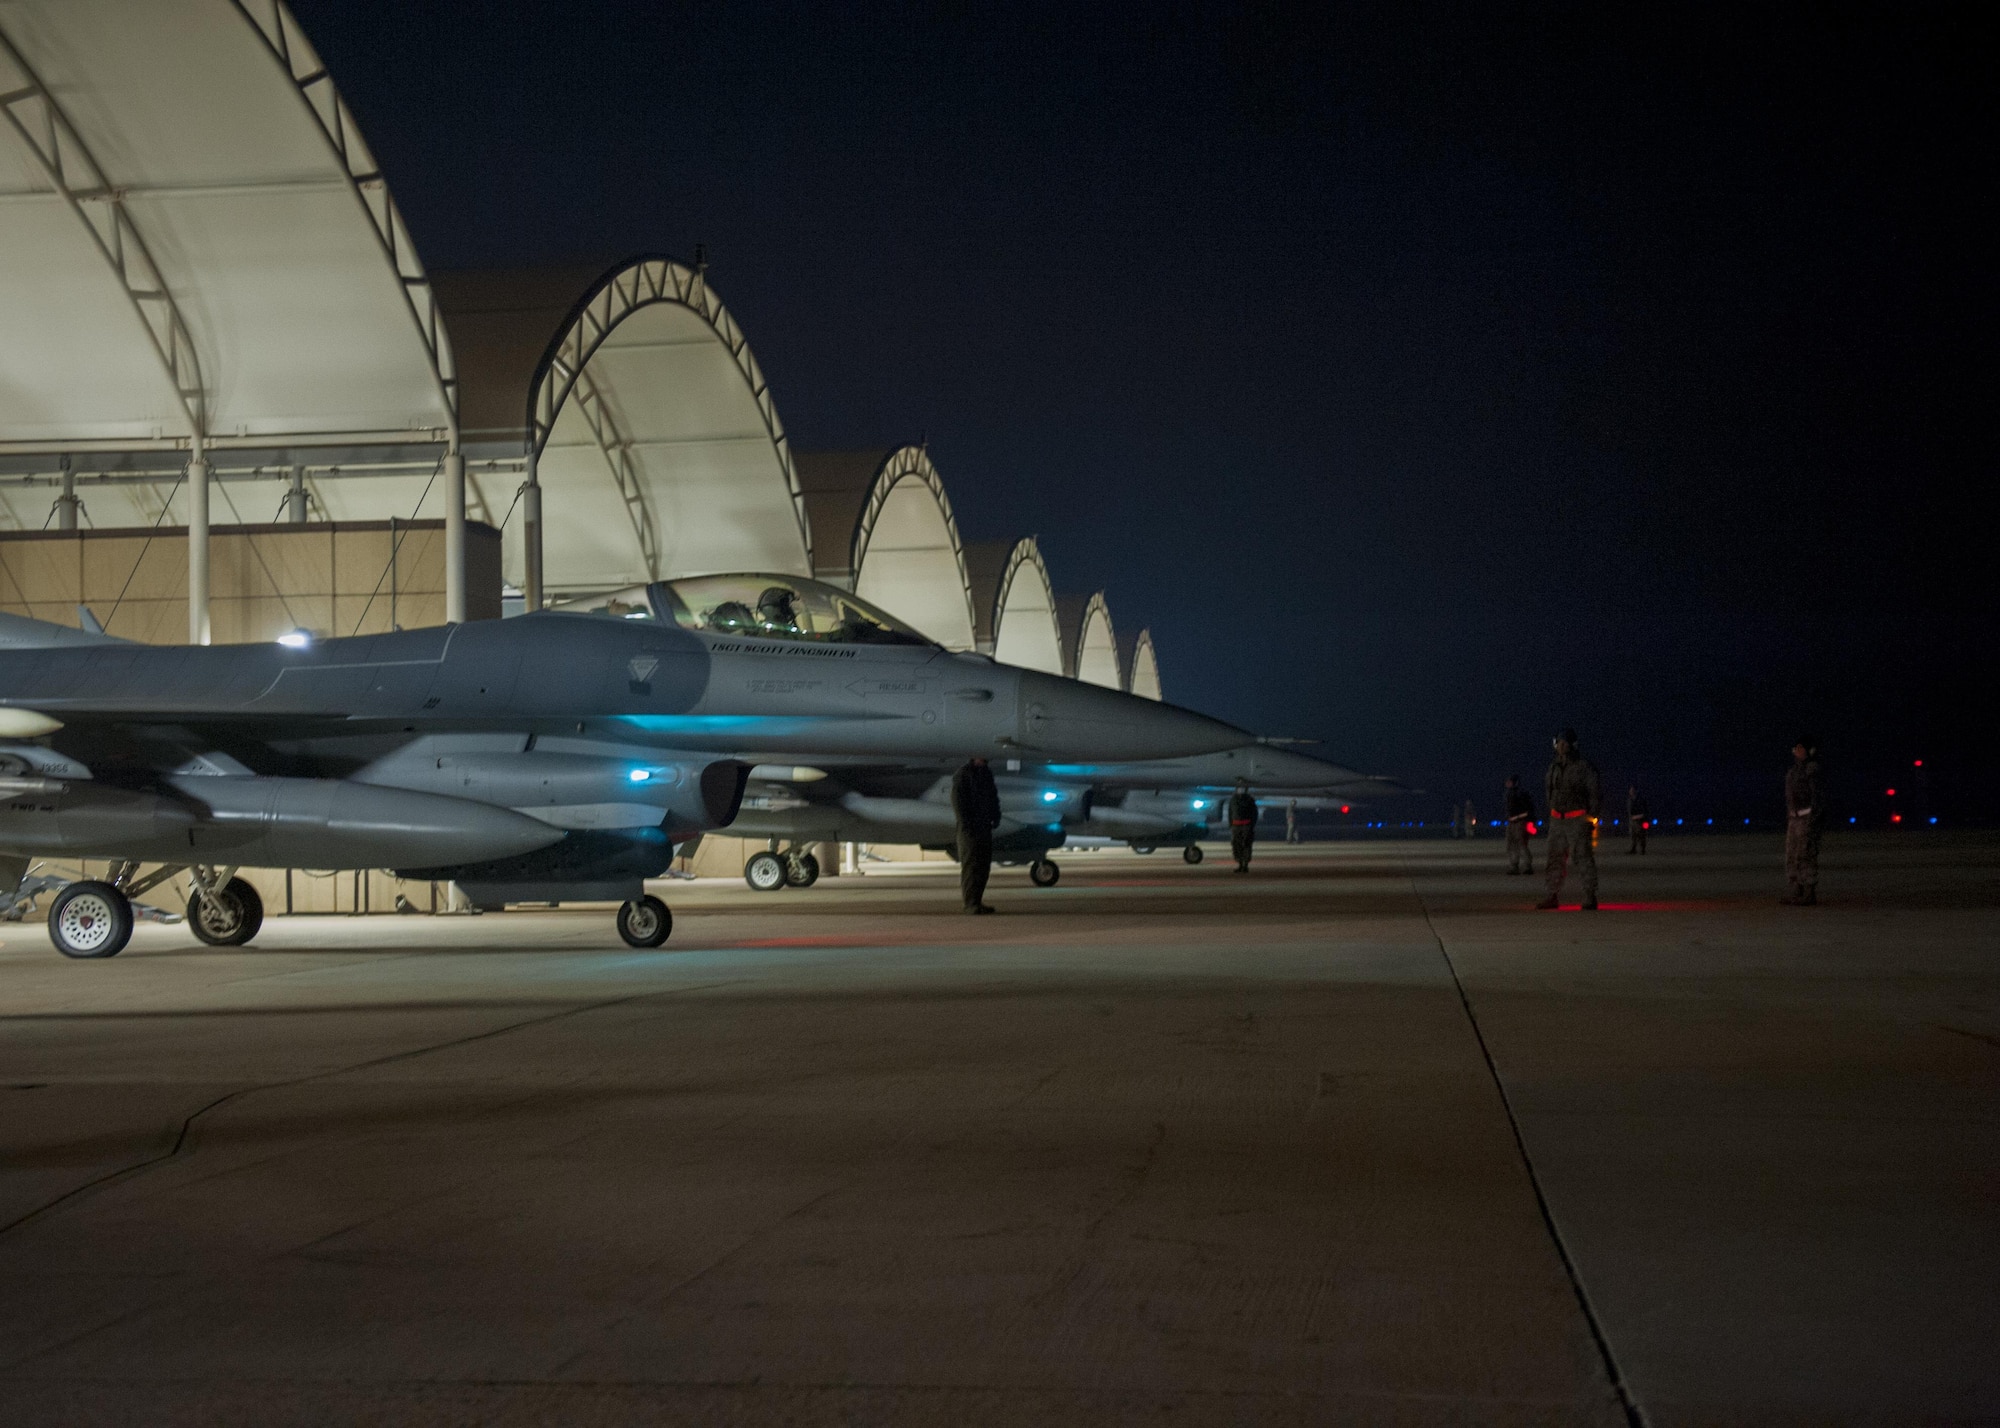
left=1, top=834, right=1995, bottom=1426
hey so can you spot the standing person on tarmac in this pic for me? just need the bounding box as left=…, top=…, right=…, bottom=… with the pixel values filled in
left=1503, top=774, right=1536, bottom=875
left=1538, top=728, right=1602, bottom=910
left=951, top=755, right=1001, bottom=914
left=1626, top=784, right=1650, bottom=854
left=1229, top=779, right=1258, bottom=874
left=1782, top=736, right=1824, bottom=906
left=1285, top=799, right=1300, bottom=844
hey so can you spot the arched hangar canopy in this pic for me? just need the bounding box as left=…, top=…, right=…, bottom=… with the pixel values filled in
left=438, top=258, right=809, bottom=596
left=1057, top=591, right=1120, bottom=689
left=963, top=535, right=1063, bottom=674
left=0, top=0, right=453, bottom=471
left=794, top=446, right=974, bottom=650
left=1119, top=626, right=1163, bottom=700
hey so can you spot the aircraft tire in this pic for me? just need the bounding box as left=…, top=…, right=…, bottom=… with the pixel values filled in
left=1183, top=845, right=1204, bottom=864
left=1029, top=859, right=1061, bottom=888
left=188, top=877, right=264, bottom=947
left=744, top=851, right=788, bottom=892
left=785, top=852, right=820, bottom=888
left=49, top=881, right=134, bottom=959
left=1132, top=844, right=1156, bottom=855
left=617, top=895, right=672, bottom=948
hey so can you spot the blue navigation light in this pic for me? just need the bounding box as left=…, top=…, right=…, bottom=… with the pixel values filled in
left=1192, top=799, right=1207, bottom=809
left=1929, top=816, right=1938, bottom=824
left=1041, top=790, right=1061, bottom=802
left=629, top=769, right=652, bottom=782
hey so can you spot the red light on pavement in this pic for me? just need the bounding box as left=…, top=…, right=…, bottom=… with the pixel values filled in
left=1892, top=814, right=1903, bottom=823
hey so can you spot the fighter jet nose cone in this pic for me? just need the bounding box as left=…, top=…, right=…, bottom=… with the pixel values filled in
left=1016, top=673, right=1247, bottom=759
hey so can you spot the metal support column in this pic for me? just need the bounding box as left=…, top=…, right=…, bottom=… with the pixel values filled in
left=188, top=435, right=210, bottom=645
left=55, top=468, right=78, bottom=531
left=443, top=447, right=466, bottom=624
left=286, top=465, right=308, bottom=523
left=522, top=448, right=544, bottom=613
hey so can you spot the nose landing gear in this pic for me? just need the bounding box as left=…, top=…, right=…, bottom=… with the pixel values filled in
left=1029, top=858, right=1061, bottom=888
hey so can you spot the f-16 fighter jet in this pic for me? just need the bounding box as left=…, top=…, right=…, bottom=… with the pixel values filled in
left=0, top=574, right=1245, bottom=958
left=726, top=739, right=1401, bottom=888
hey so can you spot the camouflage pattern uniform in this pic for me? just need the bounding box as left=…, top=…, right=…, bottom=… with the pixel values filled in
left=1783, top=753, right=1823, bottom=904
left=1504, top=781, right=1535, bottom=874
left=1542, top=748, right=1602, bottom=907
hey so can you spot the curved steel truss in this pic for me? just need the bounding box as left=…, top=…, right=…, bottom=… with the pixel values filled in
left=230, top=0, right=456, bottom=429
left=995, top=535, right=1059, bottom=642
left=529, top=256, right=808, bottom=568
left=566, top=365, right=660, bottom=582
left=0, top=24, right=206, bottom=437
left=849, top=445, right=969, bottom=594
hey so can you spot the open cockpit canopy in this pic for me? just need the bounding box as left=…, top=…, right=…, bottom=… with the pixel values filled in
left=552, top=574, right=934, bottom=648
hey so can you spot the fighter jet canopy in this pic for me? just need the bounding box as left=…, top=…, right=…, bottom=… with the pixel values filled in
left=553, top=574, right=934, bottom=648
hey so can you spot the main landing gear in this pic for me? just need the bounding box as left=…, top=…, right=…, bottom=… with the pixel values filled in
left=187, top=870, right=263, bottom=947
left=47, top=881, right=133, bottom=959
left=47, top=862, right=251, bottom=959
left=744, top=845, right=820, bottom=892
left=617, top=894, right=672, bottom=947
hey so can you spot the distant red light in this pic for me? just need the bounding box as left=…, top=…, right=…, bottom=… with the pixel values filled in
left=1891, top=814, right=1902, bottom=823
left=1886, top=789, right=1896, bottom=797
left=1339, top=805, right=1351, bottom=814
left=1914, top=759, right=1923, bottom=767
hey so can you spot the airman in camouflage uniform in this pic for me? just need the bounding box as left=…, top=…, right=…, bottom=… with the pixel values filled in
left=1782, top=736, right=1823, bottom=906
left=1537, top=728, right=1601, bottom=910
left=1229, top=779, right=1258, bottom=874
left=1503, top=774, right=1535, bottom=875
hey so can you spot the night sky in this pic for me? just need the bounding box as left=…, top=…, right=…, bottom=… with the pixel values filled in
left=294, top=1, right=1993, bottom=823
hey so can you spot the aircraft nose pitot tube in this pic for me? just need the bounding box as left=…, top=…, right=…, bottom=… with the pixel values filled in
left=1013, top=670, right=1247, bottom=760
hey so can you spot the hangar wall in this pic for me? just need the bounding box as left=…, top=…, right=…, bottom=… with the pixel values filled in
left=0, top=522, right=501, bottom=642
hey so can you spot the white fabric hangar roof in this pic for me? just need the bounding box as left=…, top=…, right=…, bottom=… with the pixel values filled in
left=0, top=0, right=453, bottom=454
left=440, top=258, right=809, bottom=594
left=795, top=446, right=974, bottom=650
left=963, top=535, right=1063, bottom=674
left=1057, top=591, right=1120, bottom=689
left=1119, top=626, right=1163, bottom=700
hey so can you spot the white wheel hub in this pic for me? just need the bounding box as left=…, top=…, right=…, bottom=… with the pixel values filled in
left=58, top=894, right=117, bottom=952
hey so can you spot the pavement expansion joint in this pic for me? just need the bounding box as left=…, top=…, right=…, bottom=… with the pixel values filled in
left=1407, top=858, right=1649, bottom=1428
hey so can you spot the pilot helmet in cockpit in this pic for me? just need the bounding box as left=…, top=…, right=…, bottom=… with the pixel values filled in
left=756, top=586, right=801, bottom=632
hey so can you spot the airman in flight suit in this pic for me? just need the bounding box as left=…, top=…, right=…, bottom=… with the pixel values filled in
left=1537, top=728, right=1601, bottom=910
